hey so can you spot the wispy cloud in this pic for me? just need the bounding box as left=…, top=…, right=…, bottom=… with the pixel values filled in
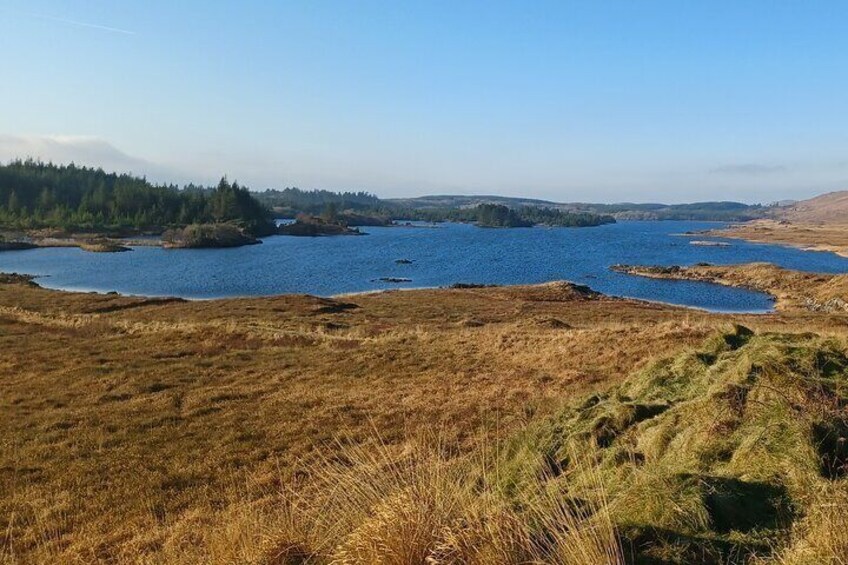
left=1, top=134, right=146, bottom=170
left=709, top=163, right=787, bottom=175
left=0, top=134, right=187, bottom=183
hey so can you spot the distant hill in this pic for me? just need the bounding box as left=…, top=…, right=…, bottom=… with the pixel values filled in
left=387, top=195, right=767, bottom=221
left=568, top=201, right=766, bottom=221
left=247, top=187, right=771, bottom=222
left=386, top=194, right=561, bottom=210
left=773, top=191, right=848, bottom=224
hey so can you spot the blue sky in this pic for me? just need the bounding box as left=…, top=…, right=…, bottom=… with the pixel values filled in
left=1, top=1, right=846, bottom=202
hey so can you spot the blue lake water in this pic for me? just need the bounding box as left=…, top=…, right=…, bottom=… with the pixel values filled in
left=1, top=221, right=847, bottom=312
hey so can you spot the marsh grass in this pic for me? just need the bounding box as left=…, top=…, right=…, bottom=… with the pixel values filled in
left=246, top=437, right=624, bottom=565
left=156, top=322, right=847, bottom=564
left=2, top=277, right=847, bottom=563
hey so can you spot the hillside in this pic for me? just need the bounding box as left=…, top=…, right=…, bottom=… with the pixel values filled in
left=386, top=194, right=561, bottom=210
left=261, top=189, right=767, bottom=222
left=772, top=190, right=848, bottom=224
left=389, top=195, right=766, bottom=221
left=707, top=190, right=848, bottom=257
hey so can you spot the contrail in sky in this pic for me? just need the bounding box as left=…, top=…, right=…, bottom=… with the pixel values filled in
left=15, top=10, right=137, bottom=35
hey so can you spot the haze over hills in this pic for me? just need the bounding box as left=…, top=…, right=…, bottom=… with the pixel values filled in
left=256, top=188, right=771, bottom=222
left=390, top=189, right=848, bottom=226
left=387, top=195, right=768, bottom=221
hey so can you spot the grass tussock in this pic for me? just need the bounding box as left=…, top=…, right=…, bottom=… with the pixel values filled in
left=246, top=439, right=624, bottom=565
left=489, top=325, right=848, bottom=564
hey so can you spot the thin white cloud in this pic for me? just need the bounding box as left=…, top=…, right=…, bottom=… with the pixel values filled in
left=709, top=163, right=787, bottom=175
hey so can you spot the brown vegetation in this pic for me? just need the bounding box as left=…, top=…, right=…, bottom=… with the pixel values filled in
left=0, top=273, right=846, bottom=563
left=775, top=190, right=848, bottom=224
left=708, top=219, right=848, bottom=258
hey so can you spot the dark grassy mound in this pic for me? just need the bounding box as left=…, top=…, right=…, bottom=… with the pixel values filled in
left=497, top=325, right=848, bottom=564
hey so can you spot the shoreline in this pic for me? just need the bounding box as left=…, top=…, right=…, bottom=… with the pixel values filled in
left=611, top=262, right=847, bottom=314
left=5, top=270, right=777, bottom=315
left=704, top=219, right=848, bottom=258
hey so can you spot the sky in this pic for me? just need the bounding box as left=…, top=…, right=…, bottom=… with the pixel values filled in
left=1, top=1, right=847, bottom=203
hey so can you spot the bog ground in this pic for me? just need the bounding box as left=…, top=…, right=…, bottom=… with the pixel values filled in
left=0, top=270, right=846, bottom=564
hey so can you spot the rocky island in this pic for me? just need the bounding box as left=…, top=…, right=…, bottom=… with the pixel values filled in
left=162, top=223, right=261, bottom=248
left=277, top=214, right=365, bottom=236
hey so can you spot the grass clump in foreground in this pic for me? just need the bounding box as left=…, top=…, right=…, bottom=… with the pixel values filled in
left=237, top=326, right=847, bottom=565
left=211, top=439, right=624, bottom=565
left=494, top=325, right=848, bottom=564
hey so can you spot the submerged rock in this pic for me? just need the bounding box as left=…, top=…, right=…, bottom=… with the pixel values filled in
left=374, top=277, right=412, bottom=283
left=690, top=240, right=731, bottom=247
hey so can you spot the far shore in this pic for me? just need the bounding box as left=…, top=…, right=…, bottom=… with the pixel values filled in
left=704, top=219, right=848, bottom=258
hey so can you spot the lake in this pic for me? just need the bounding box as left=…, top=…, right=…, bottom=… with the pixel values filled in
left=1, top=221, right=846, bottom=312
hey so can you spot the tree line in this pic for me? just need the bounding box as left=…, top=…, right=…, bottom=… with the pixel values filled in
left=399, top=203, right=615, bottom=227
left=255, top=187, right=384, bottom=215
left=471, top=204, right=615, bottom=227
left=258, top=189, right=616, bottom=228
left=0, top=160, right=275, bottom=235
left=0, top=160, right=615, bottom=234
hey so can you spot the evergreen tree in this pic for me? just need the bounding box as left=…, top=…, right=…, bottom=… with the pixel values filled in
left=0, top=160, right=275, bottom=235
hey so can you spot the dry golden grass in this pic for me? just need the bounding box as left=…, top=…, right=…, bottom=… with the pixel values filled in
left=772, top=191, right=848, bottom=224
left=770, top=487, right=848, bottom=565
left=708, top=219, right=848, bottom=258
left=0, top=274, right=846, bottom=563
left=153, top=437, right=624, bottom=565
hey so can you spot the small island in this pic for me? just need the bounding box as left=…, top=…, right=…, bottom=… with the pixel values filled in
left=472, top=203, right=615, bottom=228
left=278, top=212, right=365, bottom=237
left=162, top=223, right=260, bottom=248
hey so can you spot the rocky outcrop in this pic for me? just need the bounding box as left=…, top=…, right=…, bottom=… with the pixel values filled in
left=278, top=216, right=364, bottom=237
left=162, top=224, right=260, bottom=249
